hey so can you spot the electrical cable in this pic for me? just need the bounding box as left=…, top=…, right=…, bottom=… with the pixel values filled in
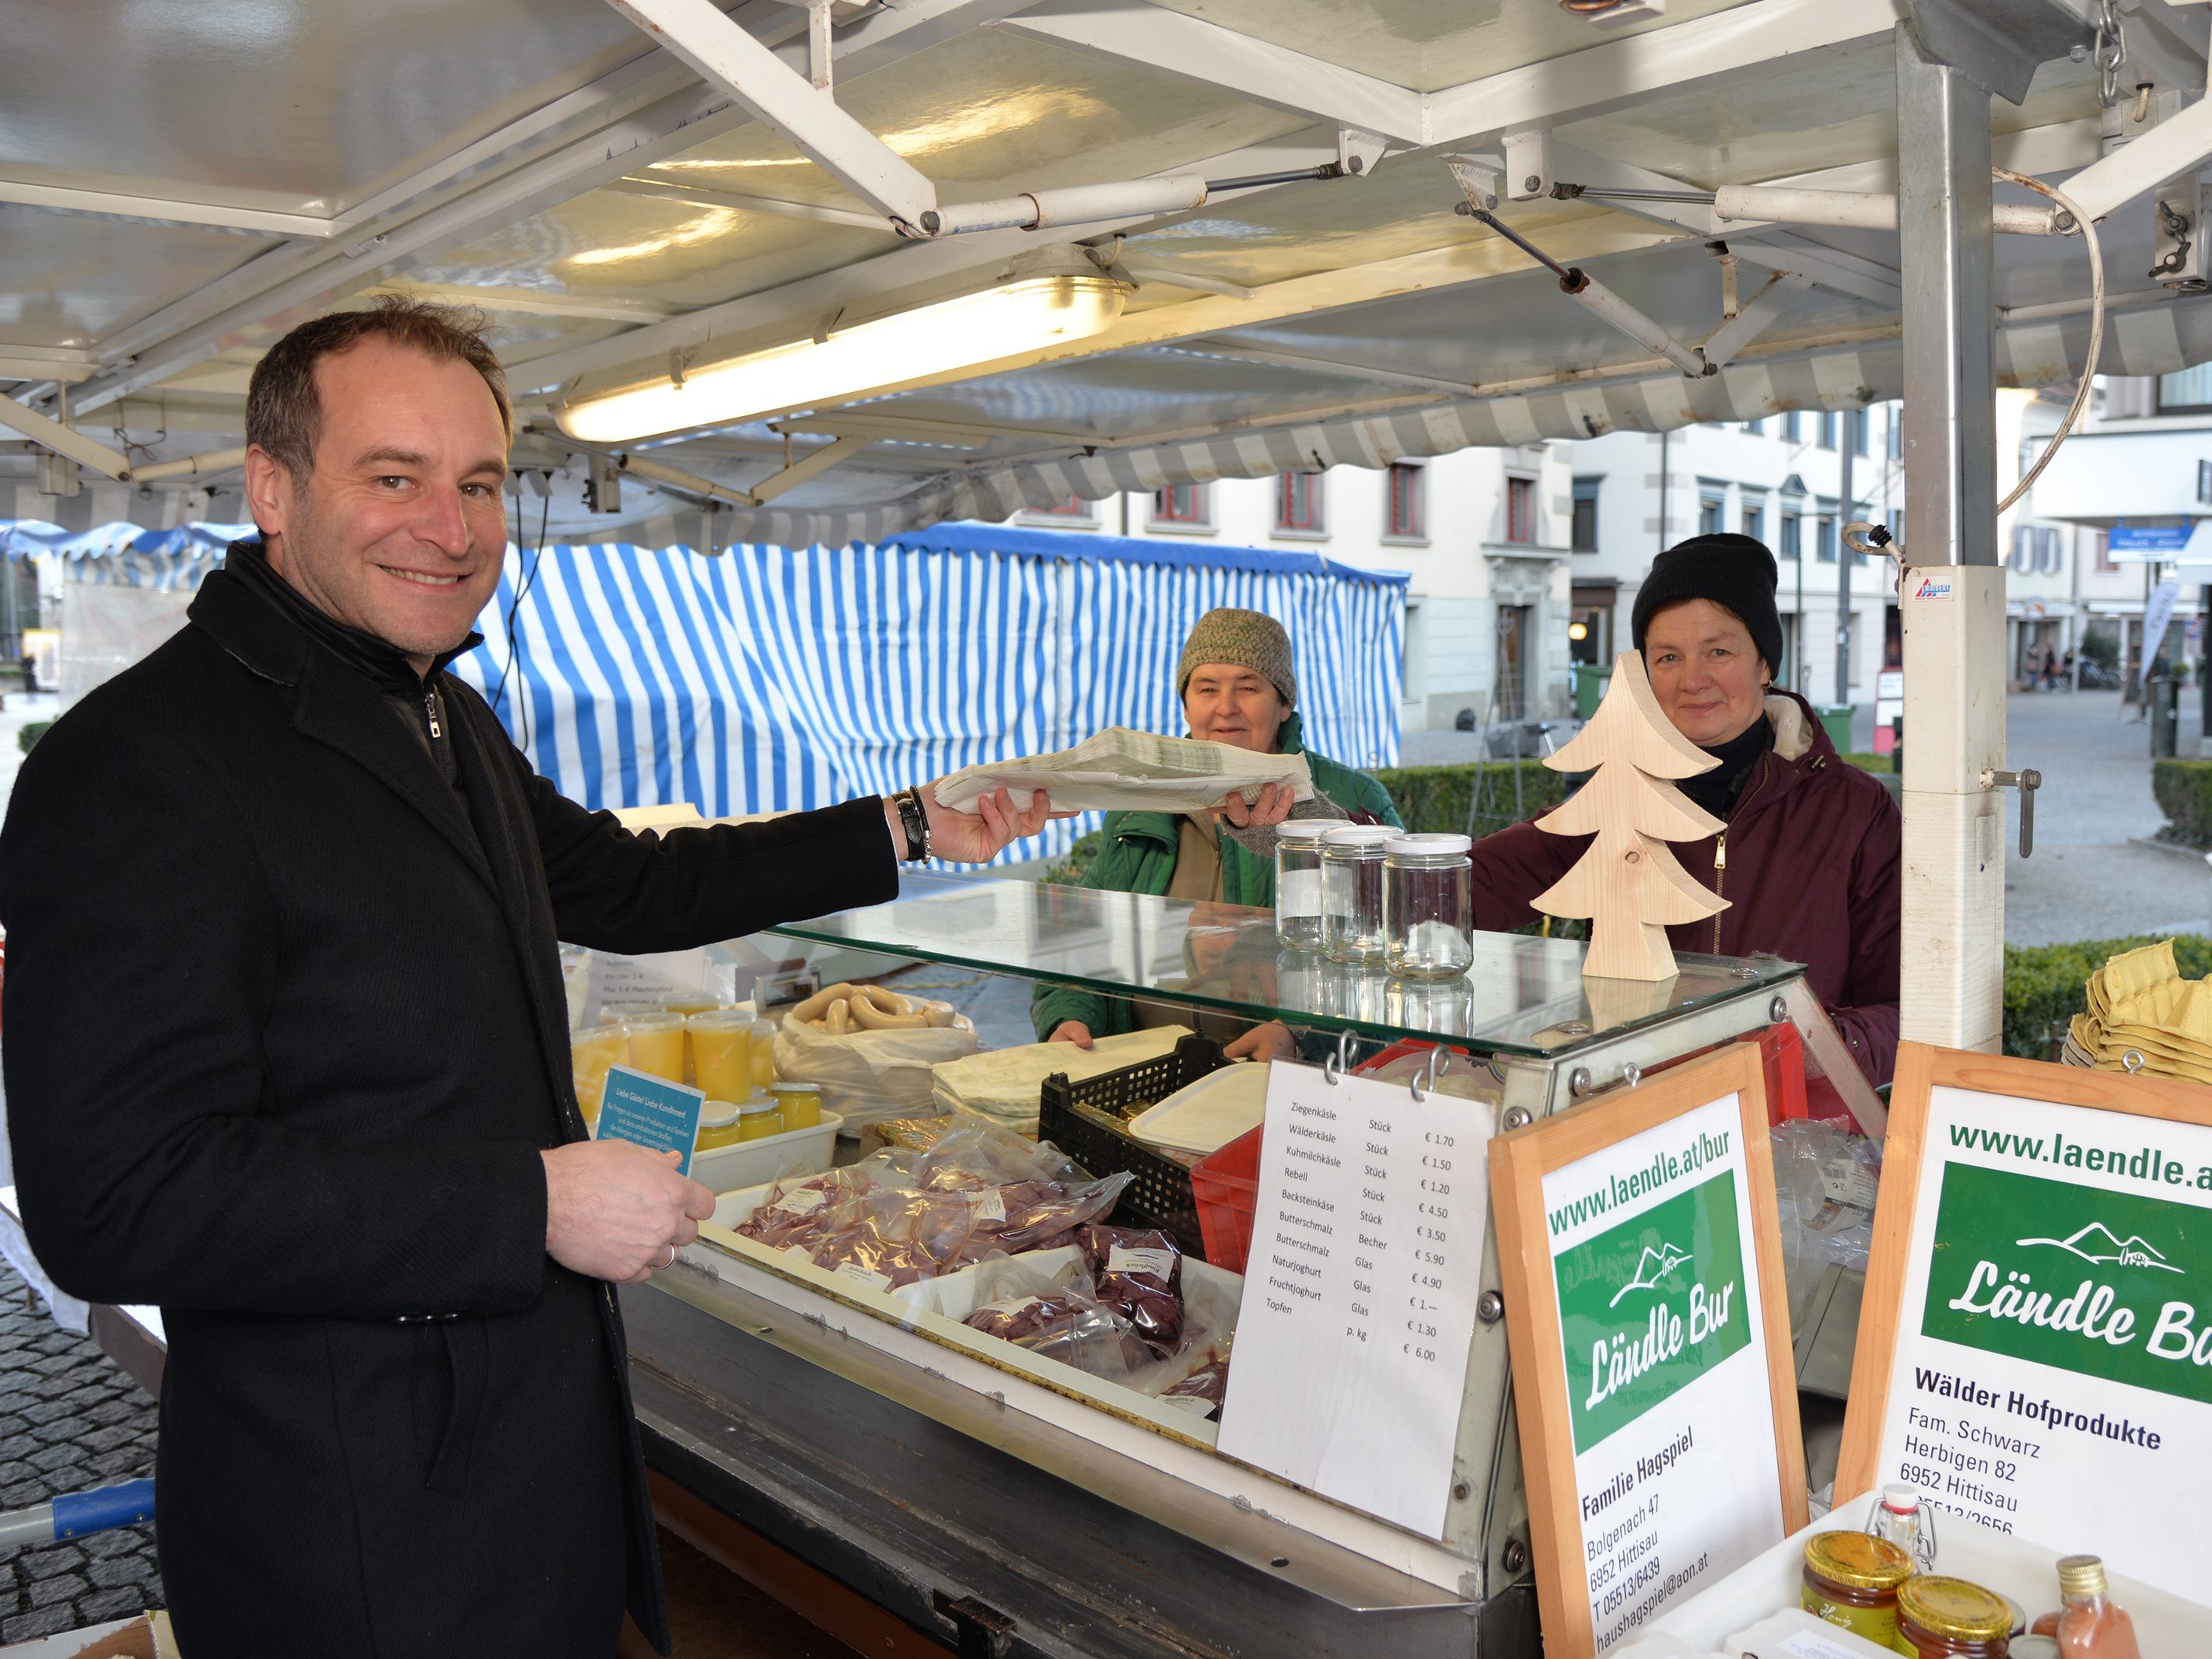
left=489, top=485, right=550, bottom=743
left=1996, top=169, right=2104, bottom=516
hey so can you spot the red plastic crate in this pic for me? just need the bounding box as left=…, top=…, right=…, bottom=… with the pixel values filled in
left=1192, top=1124, right=1262, bottom=1275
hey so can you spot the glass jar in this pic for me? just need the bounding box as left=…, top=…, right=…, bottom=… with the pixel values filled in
left=687, top=1009, right=755, bottom=1104
left=1384, top=832, right=1474, bottom=978
left=1274, top=820, right=1333, bottom=951
left=737, top=1097, right=784, bottom=1141
left=751, top=1017, right=778, bottom=1090
left=1801, top=1531, right=1913, bottom=1647
left=1320, top=825, right=1395, bottom=964
left=695, top=1101, right=746, bottom=1151
left=622, top=1012, right=687, bottom=1082
left=1895, top=1576, right=2014, bottom=1657
left=768, top=1081, right=823, bottom=1131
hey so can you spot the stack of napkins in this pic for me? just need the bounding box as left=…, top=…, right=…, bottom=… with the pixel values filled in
left=2068, top=939, right=2212, bottom=1082
left=933, top=728, right=1314, bottom=816
left=931, top=1026, right=1194, bottom=1135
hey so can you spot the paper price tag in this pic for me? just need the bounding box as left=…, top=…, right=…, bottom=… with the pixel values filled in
left=1820, top=1158, right=1878, bottom=1210
left=832, top=1263, right=893, bottom=1292
left=963, top=1189, right=1008, bottom=1222
left=1108, top=1245, right=1177, bottom=1279
left=774, top=1188, right=828, bottom=1216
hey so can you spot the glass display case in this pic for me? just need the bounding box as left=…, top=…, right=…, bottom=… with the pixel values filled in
left=624, top=874, right=1828, bottom=1659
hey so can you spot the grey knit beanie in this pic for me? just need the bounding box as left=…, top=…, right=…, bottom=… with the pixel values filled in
left=1176, top=607, right=1297, bottom=707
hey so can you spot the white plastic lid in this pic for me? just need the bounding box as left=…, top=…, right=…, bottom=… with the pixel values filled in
left=1275, top=819, right=1336, bottom=842
left=738, top=1096, right=781, bottom=1116
left=1385, top=832, right=1472, bottom=857
left=698, top=1101, right=743, bottom=1127
left=1321, top=824, right=1396, bottom=849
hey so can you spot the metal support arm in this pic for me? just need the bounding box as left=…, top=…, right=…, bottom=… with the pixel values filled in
left=602, top=0, right=937, bottom=229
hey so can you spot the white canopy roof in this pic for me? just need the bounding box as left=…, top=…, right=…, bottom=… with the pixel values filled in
left=3, top=0, right=2207, bottom=546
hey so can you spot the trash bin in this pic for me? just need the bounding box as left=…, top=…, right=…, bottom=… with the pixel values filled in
left=1815, top=704, right=1855, bottom=754
left=2151, top=675, right=2180, bottom=758
left=1572, top=663, right=1612, bottom=720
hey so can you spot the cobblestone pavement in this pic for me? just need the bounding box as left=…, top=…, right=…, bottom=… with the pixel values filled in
left=0, top=1263, right=162, bottom=1646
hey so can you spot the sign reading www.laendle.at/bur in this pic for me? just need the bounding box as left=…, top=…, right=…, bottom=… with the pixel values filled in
left=1837, top=1045, right=2212, bottom=1603
left=1491, top=1045, right=1805, bottom=1659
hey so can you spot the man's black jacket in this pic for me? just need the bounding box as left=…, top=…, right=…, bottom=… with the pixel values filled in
left=0, top=552, right=898, bottom=1656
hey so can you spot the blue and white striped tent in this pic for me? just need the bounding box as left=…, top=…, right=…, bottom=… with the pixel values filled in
left=2, top=520, right=1405, bottom=862
left=453, top=523, right=1405, bottom=861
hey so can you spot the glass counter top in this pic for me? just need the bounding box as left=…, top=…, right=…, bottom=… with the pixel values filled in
left=767, top=874, right=1802, bottom=1059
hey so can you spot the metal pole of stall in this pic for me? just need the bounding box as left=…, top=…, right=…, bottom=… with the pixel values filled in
left=1896, top=23, right=2007, bottom=1053
left=1838, top=411, right=1856, bottom=707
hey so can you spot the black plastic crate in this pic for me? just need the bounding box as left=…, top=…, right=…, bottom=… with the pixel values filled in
left=1038, top=1034, right=1230, bottom=1261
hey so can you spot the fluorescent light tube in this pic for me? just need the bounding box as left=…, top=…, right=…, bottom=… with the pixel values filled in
left=555, top=271, right=1126, bottom=442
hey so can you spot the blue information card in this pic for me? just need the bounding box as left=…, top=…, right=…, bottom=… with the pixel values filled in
left=596, top=1064, right=706, bottom=1176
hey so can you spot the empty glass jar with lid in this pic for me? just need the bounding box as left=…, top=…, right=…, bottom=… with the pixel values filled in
left=1384, top=832, right=1474, bottom=978
left=1320, top=824, right=1396, bottom=964
left=1274, top=820, right=1334, bottom=950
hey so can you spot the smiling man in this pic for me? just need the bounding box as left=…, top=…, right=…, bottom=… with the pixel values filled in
left=0, top=298, right=1048, bottom=1657
left=1034, top=606, right=1400, bottom=1059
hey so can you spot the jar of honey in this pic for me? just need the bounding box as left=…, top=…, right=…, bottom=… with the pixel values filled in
left=737, top=1097, right=783, bottom=1142
left=658, top=989, right=724, bottom=1018
left=751, top=1017, right=778, bottom=1090
left=1895, top=1576, right=2013, bottom=1657
left=1801, top=1531, right=1914, bottom=1647
left=686, top=1009, right=754, bottom=1104
left=572, top=1072, right=605, bottom=1133
left=768, top=1081, right=822, bottom=1131
left=694, top=1101, right=745, bottom=1151
left=622, top=1012, right=687, bottom=1082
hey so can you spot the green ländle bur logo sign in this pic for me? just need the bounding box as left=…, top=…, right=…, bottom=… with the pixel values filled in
left=1923, top=1164, right=2212, bottom=1405
left=1556, top=1170, right=1750, bottom=1454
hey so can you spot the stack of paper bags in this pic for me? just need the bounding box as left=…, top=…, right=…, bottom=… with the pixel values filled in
left=930, top=1026, right=1194, bottom=1136
left=2067, top=939, right=2212, bottom=1083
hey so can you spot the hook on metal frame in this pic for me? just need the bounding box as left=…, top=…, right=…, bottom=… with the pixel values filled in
left=1324, top=1027, right=1356, bottom=1085
left=1409, top=1045, right=1451, bottom=1103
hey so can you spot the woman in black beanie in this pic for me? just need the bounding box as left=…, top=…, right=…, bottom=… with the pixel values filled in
left=1469, top=533, right=1902, bottom=1088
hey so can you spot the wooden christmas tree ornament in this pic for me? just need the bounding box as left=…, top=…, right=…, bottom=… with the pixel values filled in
left=1532, top=651, right=1730, bottom=982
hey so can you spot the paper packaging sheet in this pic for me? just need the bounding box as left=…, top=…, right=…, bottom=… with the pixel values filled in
left=934, top=726, right=1315, bottom=816
left=1542, top=1095, right=1783, bottom=1650
left=1867, top=1085, right=2212, bottom=1603
left=1216, top=1062, right=1494, bottom=1539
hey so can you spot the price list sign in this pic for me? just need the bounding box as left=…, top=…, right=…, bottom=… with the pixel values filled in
left=1838, top=1045, right=2212, bottom=1604
left=1489, top=1045, right=1804, bottom=1658
left=1216, top=1058, right=1495, bottom=1539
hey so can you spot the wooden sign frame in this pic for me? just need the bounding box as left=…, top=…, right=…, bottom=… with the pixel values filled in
left=1835, top=1042, right=2212, bottom=1523
left=1489, top=1044, right=1807, bottom=1657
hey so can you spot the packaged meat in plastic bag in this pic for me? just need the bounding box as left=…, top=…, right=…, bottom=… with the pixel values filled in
left=1077, top=1224, right=1184, bottom=1356
left=914, top=1123, right=1085, bottom=1193
left=959, top=1255, right=1150, bottom=1379
left=962, top=1171, right=1133, bottom=1260
left=1158, top=1351, right=1230, bottom=1420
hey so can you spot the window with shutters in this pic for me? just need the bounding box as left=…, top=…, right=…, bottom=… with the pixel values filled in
left=1505, top=476, right=1535, bottom=544
left=1384, top=464, right=1425, bottom=539
left=1150, top=482, right=1211, bottom=528
left=1571, top=477, right=1601, bottom=552
left=1276, top=471, right=1325, bottom=534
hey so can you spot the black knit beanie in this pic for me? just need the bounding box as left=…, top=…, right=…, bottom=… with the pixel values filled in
left=1631, top=532, right=1785, bottom=680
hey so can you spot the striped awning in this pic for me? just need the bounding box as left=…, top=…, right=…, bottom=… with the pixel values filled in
left=449, top=523, right=1405, bottom=862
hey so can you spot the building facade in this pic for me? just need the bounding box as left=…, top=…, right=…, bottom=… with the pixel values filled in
left=1011, top=443, right=1578, bottom=732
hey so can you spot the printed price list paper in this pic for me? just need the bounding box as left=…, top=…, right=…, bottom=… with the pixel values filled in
left=1854, top=1072, right=2212, bottom=1602
left=1216, top=1061, right=1495, bottom=1539
left=1538, top=1095, right=1783, bottom=1650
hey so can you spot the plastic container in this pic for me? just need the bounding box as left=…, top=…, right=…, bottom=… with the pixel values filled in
left=1039, top=1033, right=1231, bottom=1257
left=1800, top=1531, right=1913, bottom=1647
left=768, top=1080, right=822, bottom=1130
left=687, top=1009, right=755, bottom=1103
left=1383, top=831, right=1473, bottom=978
left=570, top=1020, right=629, bottom=1085
left=1273, top=820, right=1333, bottom=951
left=1894, top=1576, right=2013, bottom=1657
left=695, top=1101, right=745, bottom=1151
left=737, top=1097, right=783, bottom=1142
left=1320, top=824, right=1395, bottom=964
left=659, top=989, right=724, bottom=1018
left=623, top=1012, right=687, bottom=1082
left=751, top=1018, right=777, bottom=1090
left=1191, top=1122, right=1262, bottom=1273
left=689, top=1110, right=844, bottom=1195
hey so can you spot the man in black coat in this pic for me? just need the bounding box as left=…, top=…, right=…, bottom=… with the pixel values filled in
left=0, top=298, right=1048, bottom=1657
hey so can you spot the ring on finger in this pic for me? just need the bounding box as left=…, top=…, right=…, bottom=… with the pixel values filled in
left=658, top=1242, right=678, bottom=1271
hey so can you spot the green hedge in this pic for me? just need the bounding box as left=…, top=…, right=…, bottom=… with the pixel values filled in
left=1839, top=751, right=1888, bottom=774
left=2004, top=933, right=2212, bottom=1059
left=17, top=720, right=51, bottom=756
left=1375, top=759, right=1573, bottom=835
left=2152, top=759, right=2212, bottom=848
